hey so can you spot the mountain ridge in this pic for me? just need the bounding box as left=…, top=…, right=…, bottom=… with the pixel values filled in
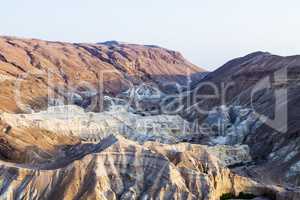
left=0, top=36, right=206, bottom=113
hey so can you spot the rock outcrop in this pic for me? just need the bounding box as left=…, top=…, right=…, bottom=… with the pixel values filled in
left=181, top=52, right=300, bottom=190
left=0, top=122, right=291, bottom=200
left=0, top=103, right=192, bottom=144
left=0, top=101, right=298, bottom=199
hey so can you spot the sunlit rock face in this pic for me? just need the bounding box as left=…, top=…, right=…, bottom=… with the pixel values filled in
left=1, top=102, right=192, bottom=144
left=0, top=94, right=292, bottom=199
left=0, top=132, right=286, bottom=200
left=0, top=103, right=298, bottom=199
left=0, top=36, right=205, bottom=113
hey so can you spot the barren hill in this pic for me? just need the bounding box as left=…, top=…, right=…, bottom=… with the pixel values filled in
left=181, top=52, right=300, bottom=189
left=0, top=36, right=205, bottom=113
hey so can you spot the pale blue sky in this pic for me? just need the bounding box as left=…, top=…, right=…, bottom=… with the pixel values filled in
left=1, top=0, right=300, bottom=70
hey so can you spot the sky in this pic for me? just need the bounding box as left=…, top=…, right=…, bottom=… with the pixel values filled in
left=1, top=0, right=300, bottom=70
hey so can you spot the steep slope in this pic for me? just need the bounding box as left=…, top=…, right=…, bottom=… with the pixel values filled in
left=0, top=36, right=205, bottom=113
left=181, top=52, right=300, bottom=188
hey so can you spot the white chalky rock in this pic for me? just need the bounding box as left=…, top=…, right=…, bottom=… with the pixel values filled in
left=1, top=104, right=191, bottom=144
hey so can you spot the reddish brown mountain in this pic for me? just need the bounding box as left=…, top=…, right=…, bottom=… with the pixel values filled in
left=182, top=52, right=300, bottom=188
left=0, top=36, right=205, bottom=113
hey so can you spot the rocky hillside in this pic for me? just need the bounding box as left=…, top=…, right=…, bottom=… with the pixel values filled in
left=0, top=36, right=299, bottom=199
left=0, top=36, right=205, bottom=113
left=181, top=52, right=300, bottom=190
left=0, top=86, right=298, bottom=199
left=0, top=108, right=294, bottom=200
